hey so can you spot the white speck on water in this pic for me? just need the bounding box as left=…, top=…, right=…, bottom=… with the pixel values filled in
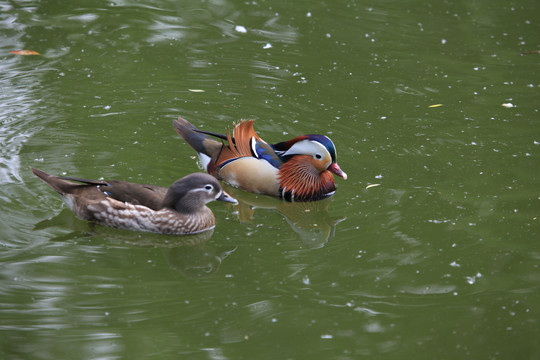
left=326, top=33, right=331, bottom=38
left=302, top=275, right=310, bottom=285
left=321, top=334, right=333, bottom=339
left=271, top=318, right=277, bottom=323
left=306, top=11, right=312, bottom=17
left=441, top=38, right=447, bottom=44
left=450, top=261, right=461, bottom=267
left=466, top=272, right=483, bottom=285
left=234, top=25, right=247, bottom=33
left=263, top=43, right=272, bottom=49
left=104, top=105, right=111, bottom=110
left=364, top=322, right=384, bottom=333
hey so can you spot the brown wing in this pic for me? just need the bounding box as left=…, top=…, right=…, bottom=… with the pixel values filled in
left=100, top=182, right=168, bottom=210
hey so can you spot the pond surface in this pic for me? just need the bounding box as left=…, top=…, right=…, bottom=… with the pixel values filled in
left=1, top=0, right=539, bottom=359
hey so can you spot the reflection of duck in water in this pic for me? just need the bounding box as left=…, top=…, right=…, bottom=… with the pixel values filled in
left=33, top=215, right=235, bottom=279
left=222, top=183, right=346, bottom=249
left=119, top=230, right=236, bottom=279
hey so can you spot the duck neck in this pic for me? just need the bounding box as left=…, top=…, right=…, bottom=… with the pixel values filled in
left=278, top=156, right=336, bottom=201
left=163, top=191, right=206, bottom=215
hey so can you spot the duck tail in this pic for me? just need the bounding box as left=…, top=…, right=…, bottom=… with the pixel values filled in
left=173, top=117, right=224, bottom=173
left=173, top=117, right=223, bottom=155
left=30, top=167, right=79, bottom=196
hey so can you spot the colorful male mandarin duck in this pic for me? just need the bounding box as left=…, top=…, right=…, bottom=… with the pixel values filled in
left=31, top=168, right=237, bottom=235
left=173, top=117, right=347, bottom=201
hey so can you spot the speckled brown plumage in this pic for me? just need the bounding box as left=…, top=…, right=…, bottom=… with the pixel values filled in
left=31, top=168, right=237, bottom=235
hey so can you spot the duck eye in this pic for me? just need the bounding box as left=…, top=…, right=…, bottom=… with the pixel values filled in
left=204, top=184, right=213, bottom=191
left=315, top=153, right=322, bottom=160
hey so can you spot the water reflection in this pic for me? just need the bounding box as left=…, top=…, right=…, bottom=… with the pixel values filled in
left=223, top=183, right=346, bottom=249
left=0, top=58, right=45, bottom=185
left=33, top=210, right=234, bottom=278
left=120, top=230, right=236, bottom=279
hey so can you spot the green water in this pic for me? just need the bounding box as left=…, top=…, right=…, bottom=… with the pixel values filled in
left=1, top=0, right=539, bottom=359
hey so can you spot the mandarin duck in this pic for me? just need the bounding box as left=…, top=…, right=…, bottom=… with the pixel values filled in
left=173, top=117, right=347, bottom=201
left=31, top=167, right=237, bottom=235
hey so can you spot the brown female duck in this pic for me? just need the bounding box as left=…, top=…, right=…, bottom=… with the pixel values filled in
left=31, top=168, right=237, bottom=234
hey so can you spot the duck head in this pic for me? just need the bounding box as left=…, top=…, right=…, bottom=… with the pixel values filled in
left=274, top=135, right=347, bottom=201
left=163, top=173, right=237, bottom=213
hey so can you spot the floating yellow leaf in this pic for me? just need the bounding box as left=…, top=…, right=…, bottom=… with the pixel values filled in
left=429, top=104, right=443, bottom=108
left=365, top=184, right=380, bottom=189
left=188, top=89, right=205, bottom=93
left=501, top=103, right=514, bottom=108
left=10, top=50, right=40, bottom=55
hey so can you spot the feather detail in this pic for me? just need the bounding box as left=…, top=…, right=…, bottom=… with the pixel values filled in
left=278, top=155, right=336, bottom=201
left=215, top=120, right=262, bottom=166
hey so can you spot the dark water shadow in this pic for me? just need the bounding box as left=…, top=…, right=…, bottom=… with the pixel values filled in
left=32, top=209, right=235, bottom=278
left=222, top=183, right=346, bottom=249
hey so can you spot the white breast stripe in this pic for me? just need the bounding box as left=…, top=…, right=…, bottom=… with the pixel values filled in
left=250, top=137, right=258, bottom=158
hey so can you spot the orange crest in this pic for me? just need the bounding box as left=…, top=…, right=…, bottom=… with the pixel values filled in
left=216, top=120, right=261, bottom=166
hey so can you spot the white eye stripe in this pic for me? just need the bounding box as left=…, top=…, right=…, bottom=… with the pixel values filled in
left=189, top=184, right=216, bottom=194
left=189, top=188, right=207, bottom=193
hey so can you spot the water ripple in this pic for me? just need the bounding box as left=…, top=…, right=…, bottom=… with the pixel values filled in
left=0, top=68, right=42, bottom=184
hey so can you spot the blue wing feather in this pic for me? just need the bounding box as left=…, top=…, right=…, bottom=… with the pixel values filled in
left=253, top=139, right=283, bottom=169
